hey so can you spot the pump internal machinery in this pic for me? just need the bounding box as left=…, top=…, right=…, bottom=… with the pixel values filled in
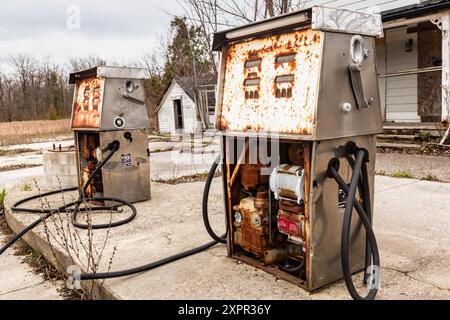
left=211, top=6, right=383, bottom=299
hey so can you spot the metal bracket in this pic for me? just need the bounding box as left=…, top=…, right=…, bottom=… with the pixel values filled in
left=122, top=94, right=146, bottom=105
left=431, top=17, right=448, bottom=38
left=349, top=64, right=369, bottom=109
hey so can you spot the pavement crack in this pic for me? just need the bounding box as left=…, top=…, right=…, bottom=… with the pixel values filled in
left=384, top=266, right=450, bottom=293
left=0, top=280, right=47, bottom=297
left=375, top=180, right=420, bottom=194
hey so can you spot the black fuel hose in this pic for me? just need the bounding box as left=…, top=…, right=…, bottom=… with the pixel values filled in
left=1, top=140, right=137, bottom=255
left=1, top=151, right=225, bottom=282
left=82, top=155, right=226, bottom=280
left=328, top=149, right=380, bottom=300
left=202, top=155, right=227, bottom=243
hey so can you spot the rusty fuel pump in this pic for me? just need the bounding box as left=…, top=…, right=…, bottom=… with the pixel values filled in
left=69, top=66, right=151, bottom=203
left=2, top=7, right=382, bottom=301
left=209, top=6, right=384, bottom=300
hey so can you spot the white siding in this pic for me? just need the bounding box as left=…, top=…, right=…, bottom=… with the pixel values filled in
left=157, top=81, right=202, bottom=134
left=302, top=0, right=421, bottom=12
left=385, top=26, right=420, bottom=122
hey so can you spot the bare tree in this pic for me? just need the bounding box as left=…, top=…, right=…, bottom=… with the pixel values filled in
left=68, top=55, right=107, bottom=72
left=0, top=54, right=74, bottom=122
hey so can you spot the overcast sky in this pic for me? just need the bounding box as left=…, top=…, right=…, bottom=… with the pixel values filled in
left=0, top=0, right=184, bottom=71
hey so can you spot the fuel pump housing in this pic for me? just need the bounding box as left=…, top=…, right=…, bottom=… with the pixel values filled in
left=213, top=6, right=383, bottom=291
left=69, top=66, right=151, bottom=203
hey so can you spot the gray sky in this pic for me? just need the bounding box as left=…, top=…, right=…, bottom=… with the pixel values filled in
left=0, top=0, right=183, bottom=71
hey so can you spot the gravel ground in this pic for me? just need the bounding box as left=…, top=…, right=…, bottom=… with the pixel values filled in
left=376, top=153, right=450, bottom=182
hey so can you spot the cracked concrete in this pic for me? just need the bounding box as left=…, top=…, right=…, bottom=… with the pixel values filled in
left=0, top=234, right=63, bottom=300
left=3, top=174, right=450, bottom=300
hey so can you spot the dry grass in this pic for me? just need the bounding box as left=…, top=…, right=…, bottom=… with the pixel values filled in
left=152, top=171, right=221, bottom=185
left=0, top=119, right=72, bottom=146
left=0, top=164, right=42, bottom=172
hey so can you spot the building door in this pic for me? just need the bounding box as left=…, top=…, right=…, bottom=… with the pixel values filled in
left=173, top=99, right=183, bottom=130
left=417, top=22, right=442, bottom=122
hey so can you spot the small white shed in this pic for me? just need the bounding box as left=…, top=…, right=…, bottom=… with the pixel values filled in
left=157, top=78, right=202, bottom=134
left=157, top=77, right=217, bottom=134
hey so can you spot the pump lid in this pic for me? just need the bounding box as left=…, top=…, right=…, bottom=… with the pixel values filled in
left=212, top=6, right=383, bottom=51
left=69, top=66, right=148, bottom=84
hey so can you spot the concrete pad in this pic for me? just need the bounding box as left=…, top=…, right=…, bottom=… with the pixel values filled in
left=3, top=175, right=450, bottom=300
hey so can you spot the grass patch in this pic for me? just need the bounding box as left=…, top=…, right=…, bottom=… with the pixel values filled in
left=0, top=164, right=41, bottom=172
left=153, top=171, right=221, bottom=185
left=150, top=147, right=174, bottom=154
left=20, top=182, right=33, bottom=191
left=390, top=170, right=415, bottom=179
left=0, top=148, right=36, bottom=157
left=0, top=188, right=6, bottom=207
left=421, top=174, right=440, bottom=182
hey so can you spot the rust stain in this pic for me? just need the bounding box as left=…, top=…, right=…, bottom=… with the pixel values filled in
left=219, top=29, right=322, bottom=134
left=72, top=77, right=104, bottom=129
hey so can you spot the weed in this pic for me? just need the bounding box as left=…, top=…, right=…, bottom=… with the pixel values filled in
left=21, top=182, right=33, bottom=191
left=391, top=170, right=414, bottom=179
left=0, top=188, right=6, bottom=207
left=421, top=174, right=440, bottom=182
left=152, top=171, right=221, bottom=185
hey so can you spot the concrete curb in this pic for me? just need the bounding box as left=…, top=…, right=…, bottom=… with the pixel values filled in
left=4, top=203, right=121, bottom=300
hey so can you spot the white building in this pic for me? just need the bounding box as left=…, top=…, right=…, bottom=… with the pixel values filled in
left=305, top=0, right=450, bottom=125
left=157, top=77, right=216, bottom=134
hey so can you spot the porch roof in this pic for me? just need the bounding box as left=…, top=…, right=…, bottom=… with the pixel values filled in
left=382, top=0, right=450, bottom=22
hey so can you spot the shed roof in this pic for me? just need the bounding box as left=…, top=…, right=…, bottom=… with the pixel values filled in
left=156, top=76, right=216, bottom=113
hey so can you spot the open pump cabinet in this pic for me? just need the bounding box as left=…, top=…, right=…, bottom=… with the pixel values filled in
left=213, top=6, right=383, bottom=294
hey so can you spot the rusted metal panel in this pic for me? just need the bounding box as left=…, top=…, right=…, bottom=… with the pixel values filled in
left=219, top=29, right=322, bottom=135
left=72, top=77, right=104, bottom=129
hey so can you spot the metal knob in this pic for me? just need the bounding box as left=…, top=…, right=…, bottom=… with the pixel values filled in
left=342, top=103, right=352, bottom=113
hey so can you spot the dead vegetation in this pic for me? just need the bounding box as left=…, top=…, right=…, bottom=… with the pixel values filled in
left=0, top=179, right=120, bottom=300
left=0, top=119, right=71, bottom=146
left=377, top=143, right=450, bottom=156
left=0, top=148, right=37, bottom=157
left=30, top=180, right=119, bottom=299
left=0, top=164, right=42, bottom=172
left=0, top=186, right=84, bottom=299
left=153, top=171, right=221, bottom=185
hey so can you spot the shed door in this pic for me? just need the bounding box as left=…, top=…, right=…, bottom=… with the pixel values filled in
left=417, top=22, right=442, bottom=122
left=173, top=99, right=184, bottom=130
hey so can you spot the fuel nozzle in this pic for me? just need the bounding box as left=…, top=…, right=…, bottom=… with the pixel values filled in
left=107, top=140, right=121, bottom=151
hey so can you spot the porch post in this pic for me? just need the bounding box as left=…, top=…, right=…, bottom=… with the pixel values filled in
left=440, top=12, right=450, bottom=122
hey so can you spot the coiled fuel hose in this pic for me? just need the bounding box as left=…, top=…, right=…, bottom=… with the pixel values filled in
left=327, top=148, right=380, bottom=300
left=2, top=143, right=377, bottom=300
left=0, top=145, right=224, bottom=281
